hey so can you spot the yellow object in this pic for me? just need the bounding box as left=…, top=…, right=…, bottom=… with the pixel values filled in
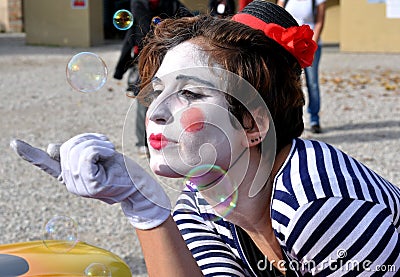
left=0, top=240, right=132, bottom=276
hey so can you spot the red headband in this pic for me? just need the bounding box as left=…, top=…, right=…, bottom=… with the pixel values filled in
left=232, top=13, right=317, bottom=68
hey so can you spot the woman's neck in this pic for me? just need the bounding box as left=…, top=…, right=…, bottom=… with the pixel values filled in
left=225, top=142, right=292, bottom=228
left=232, top=142, right=293, bottom=273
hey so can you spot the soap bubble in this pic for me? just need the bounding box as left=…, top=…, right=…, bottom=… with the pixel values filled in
left=42, top=215, right=79, bottom=253
left=85, top=263, right=112, bottom=277
left=113, top=9, right=133, bottom=30
left=185, top=164, right=238, bottom=221
left=66, top=52, right=108, bottom=93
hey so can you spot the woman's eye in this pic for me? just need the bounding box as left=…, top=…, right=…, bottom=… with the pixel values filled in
left=178, top=89, right=204, bottom=100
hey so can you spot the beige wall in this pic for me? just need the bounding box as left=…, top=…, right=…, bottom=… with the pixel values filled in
left=24, top=0, right=103, bottom=47
left=0, top=0, right=9, bottom=32
left=321, top=0, right=340, bottom=45
left=341, top=0, right=400, bottom=53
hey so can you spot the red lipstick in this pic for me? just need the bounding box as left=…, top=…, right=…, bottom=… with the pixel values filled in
left=149, top=133, right=168, bottom=150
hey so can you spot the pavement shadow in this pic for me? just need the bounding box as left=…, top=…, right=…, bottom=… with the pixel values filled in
left=0, top=34, right=121, bottom=56
left=310, top=120, right=400, bottom=145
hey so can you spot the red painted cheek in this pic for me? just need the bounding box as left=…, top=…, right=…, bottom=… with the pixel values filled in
left=180, top=107, right=205, bottom=132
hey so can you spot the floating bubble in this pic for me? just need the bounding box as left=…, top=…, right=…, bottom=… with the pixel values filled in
left=66, top=52, right=108, bottom=93
left=151, top=16, right=162, bottom=27
left=85, top=263, right=112, bottom=277
left=42, top=215, right=78, bottom=253
left=185, top=164, right=238, bottom=221
left=113, top=9, right=133, bottom=30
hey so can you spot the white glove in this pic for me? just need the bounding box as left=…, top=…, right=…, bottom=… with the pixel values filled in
left=10, top=139, right=62, bottom=179
left=11, top=133, right=171, bottom=230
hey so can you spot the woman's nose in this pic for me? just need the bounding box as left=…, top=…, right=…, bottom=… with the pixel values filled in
left=147, top=95, right=174, bottom=125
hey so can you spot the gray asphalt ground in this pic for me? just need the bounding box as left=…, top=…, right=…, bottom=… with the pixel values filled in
left=0, top=33, right=399, bottom=276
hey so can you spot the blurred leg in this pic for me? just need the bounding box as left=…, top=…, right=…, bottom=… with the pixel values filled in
left=114, top=28, right=135, bottom=80
left=127, top=63, right=140, bottom=94
left=305, top=43, right=322, bottom=128
left=136, top=102, right=148, bottom=148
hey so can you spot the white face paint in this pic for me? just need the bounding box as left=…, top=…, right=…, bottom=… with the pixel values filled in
left=145, top=41, right=248, bottom=179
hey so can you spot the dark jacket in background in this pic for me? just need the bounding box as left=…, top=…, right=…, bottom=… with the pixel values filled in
left=114, top=0, right=192, bottom=80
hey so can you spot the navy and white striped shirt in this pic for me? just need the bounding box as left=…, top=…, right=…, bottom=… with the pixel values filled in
left=172, top=138, right=400, bottom=276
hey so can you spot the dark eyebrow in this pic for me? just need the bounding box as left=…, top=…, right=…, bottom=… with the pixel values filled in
left=176, top=74, right=216, bottom=88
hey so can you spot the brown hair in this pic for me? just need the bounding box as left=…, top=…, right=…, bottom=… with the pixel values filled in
left=138, top=15, right=304, bottom=152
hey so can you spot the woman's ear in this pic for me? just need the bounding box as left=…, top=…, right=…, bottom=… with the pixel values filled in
left=241, top=106, right=270, bottom=148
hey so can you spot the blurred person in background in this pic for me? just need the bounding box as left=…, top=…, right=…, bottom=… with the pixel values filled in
left=114, top=0, right=191, bottom=155
left=277, top=0, right=326, bottom=133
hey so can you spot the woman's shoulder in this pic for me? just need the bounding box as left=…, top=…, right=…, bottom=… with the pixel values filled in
left=274, top=138, right=399, bottom=208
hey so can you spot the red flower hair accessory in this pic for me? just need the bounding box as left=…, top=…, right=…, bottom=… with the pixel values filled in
left=232, top=13, right=317, bottom=68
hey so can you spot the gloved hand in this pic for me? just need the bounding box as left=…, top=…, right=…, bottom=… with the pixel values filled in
left=10, top=139, right=62, bottom=179
left=10, top=133, right=171, bottom=230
